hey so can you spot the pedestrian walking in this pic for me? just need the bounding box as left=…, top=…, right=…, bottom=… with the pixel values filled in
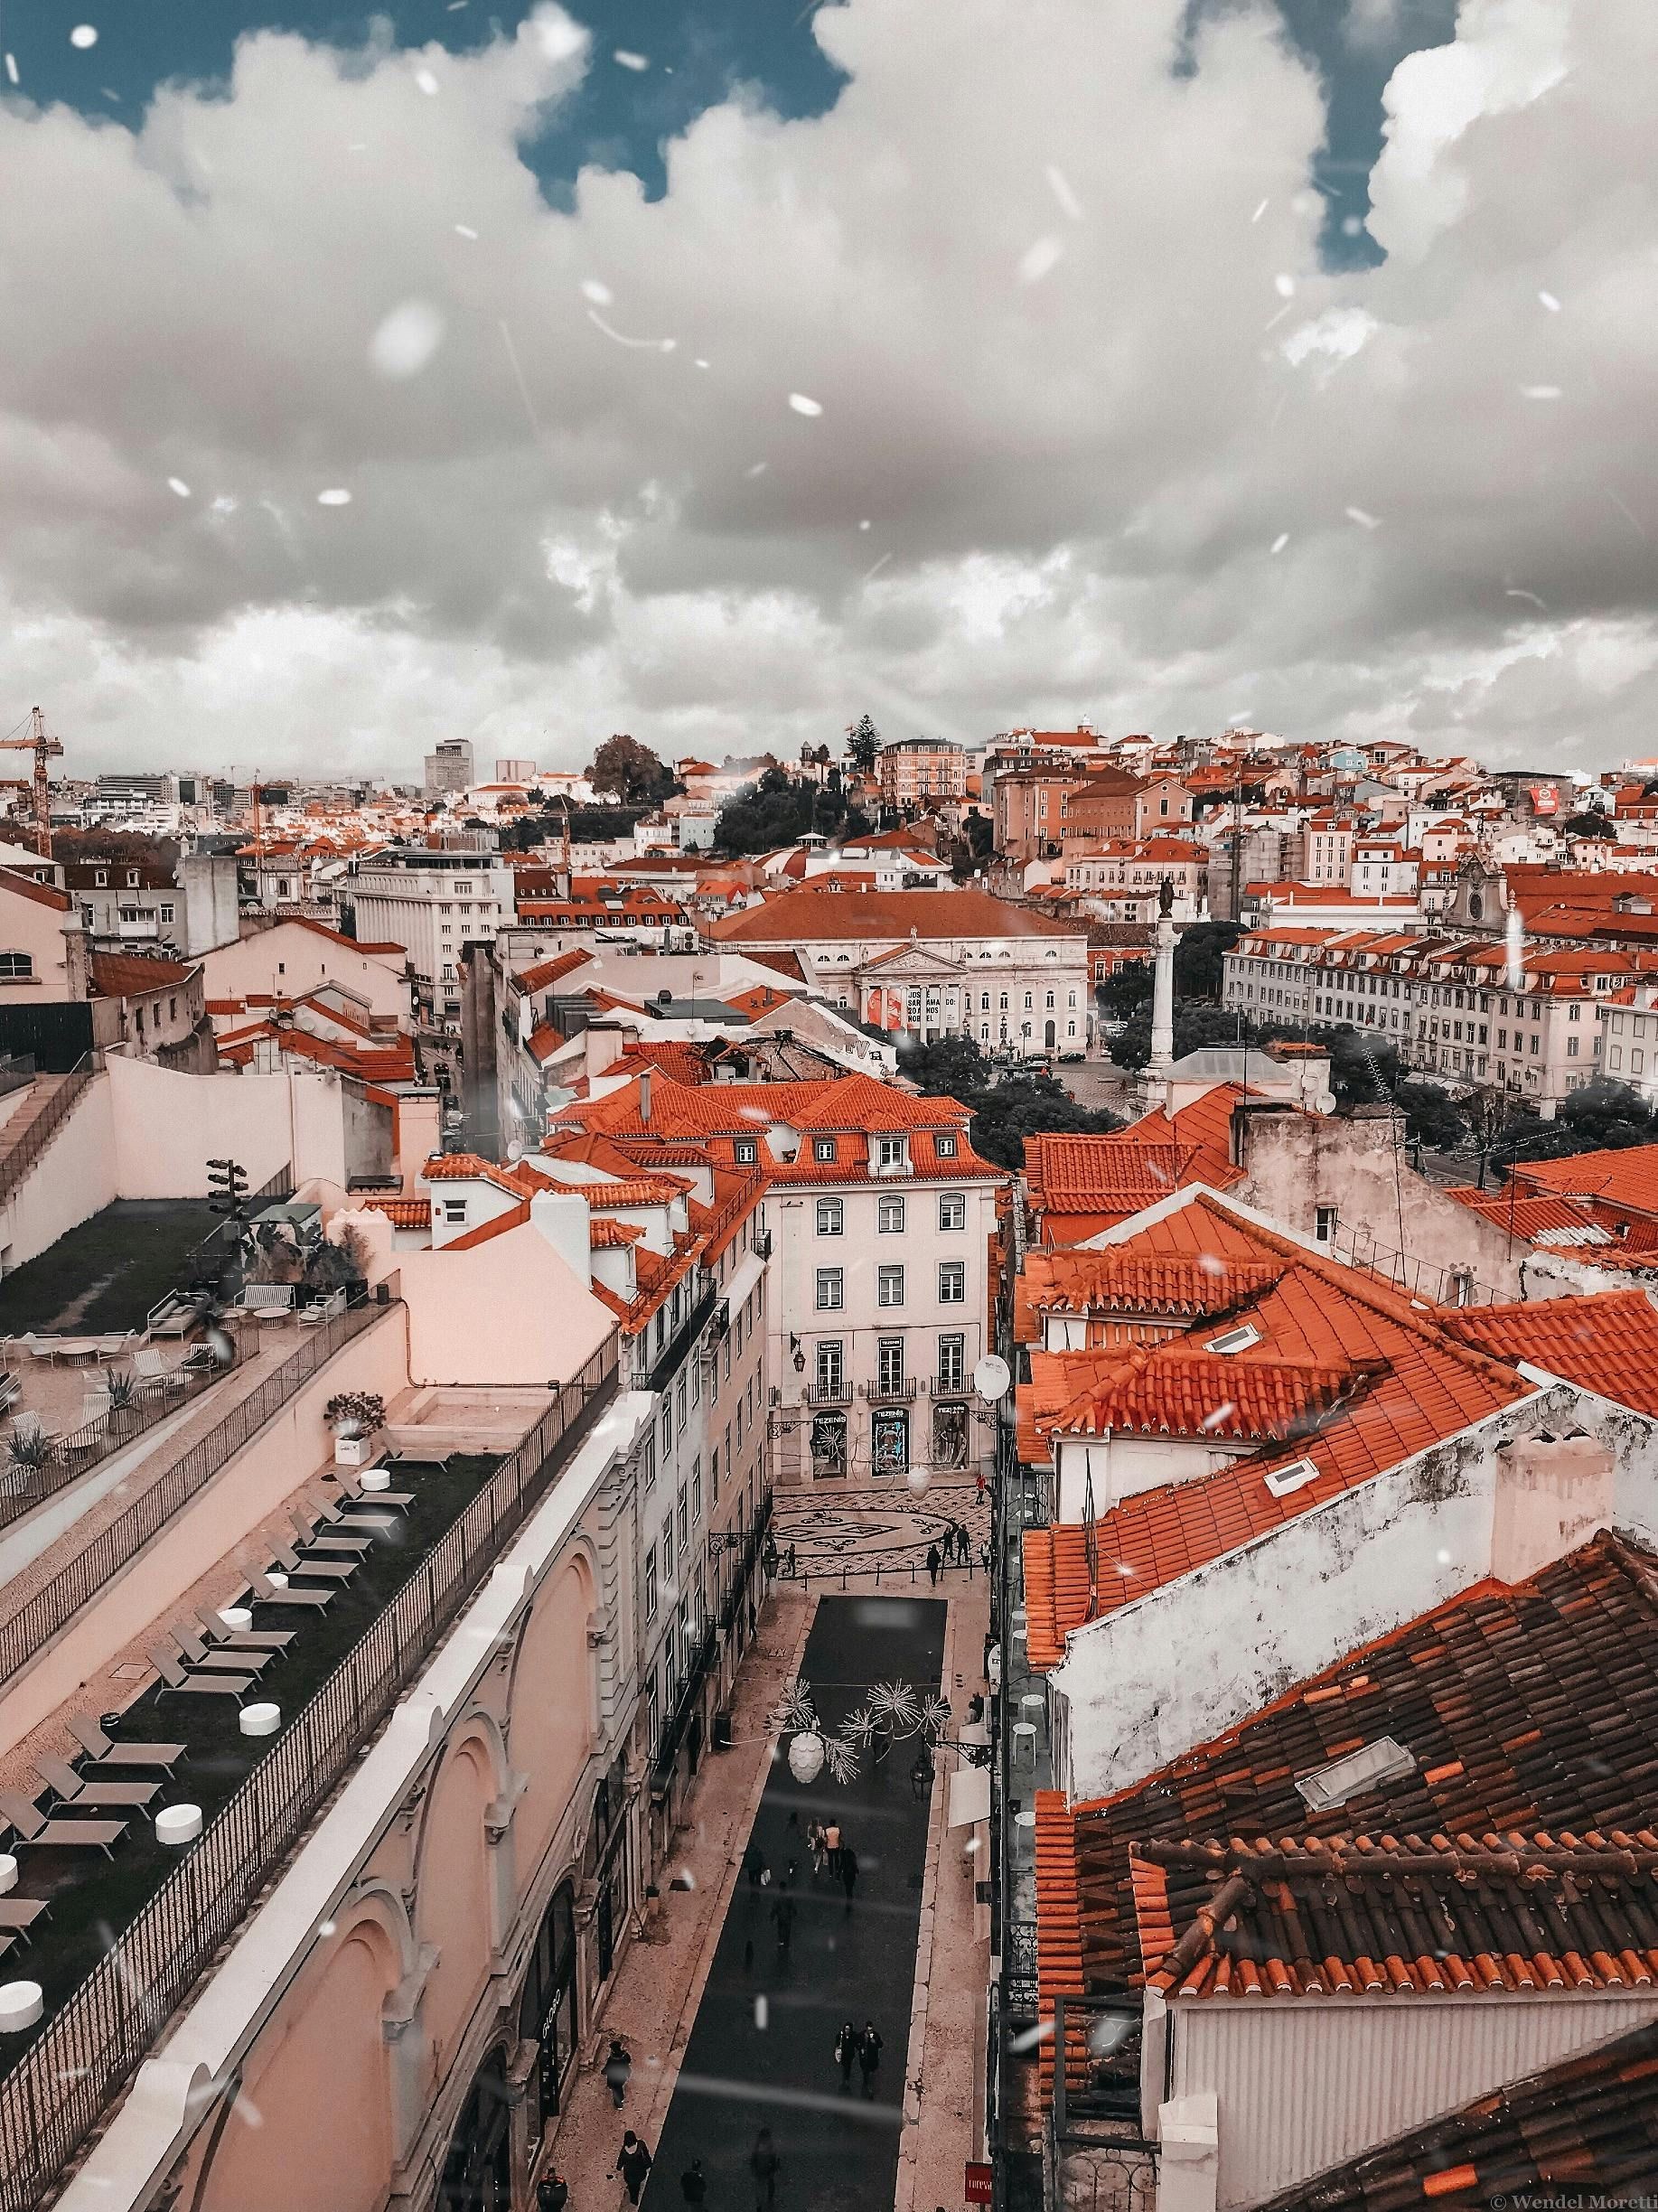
left=839, top=1845, right=859, bottom=1911
left=616, top=2132, right=652, bottom=2207
left=823, top=1819, right=841, bottom=1876
left=835, top=2019, right=857, bottom=2090
left=958, top=1523, right=971, bottom=1564
left=537, top=2170, right=569, bottom=2212
left=745, top=1842, right=766, bottom=1889
left=785, top=1542, right=797, bottom=1576
left=807, top=1818, right=826, bottom=1875
left=604, top=2039, right=632, bottom=2109
left=977, top=1470, right=986, bottom=1502
left=681, top=2159, right=708, bottom=2207
left=771, top=1890, right=796, bottom=1955
left=749, top=2127, right=780, bottom=2212
left=857, top=2021, right=884, bottom=2098
left=926, top=1543, right=941, bottom=1586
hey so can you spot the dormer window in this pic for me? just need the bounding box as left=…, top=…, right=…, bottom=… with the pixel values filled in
left=813, top=1137, right=838, bottom=1162
left=937, top=1132, right=958, bottom=1158
left=733, top=1139, right=758, bottom=1165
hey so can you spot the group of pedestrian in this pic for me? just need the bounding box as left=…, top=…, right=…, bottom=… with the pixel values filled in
left=925, top=1520, right=973, bottom=1583
left=609, top=2128, right=782, bottom=2211
left=833, top=2019, right=885, bottom=2098
left=803, top=1817, right=859, bottom=1907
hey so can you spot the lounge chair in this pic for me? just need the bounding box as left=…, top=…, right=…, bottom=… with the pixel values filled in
left=133, top=1347, right=187, bottom=1396
left=172, top=1627, right=276, bottom=1676
left=335, top=1467, right=415, bottom=1514
left=248, top=1567, right=333, bottom=1612
left=0, top=1373, right=22, bottom=1416
left=149, top=1648, right=256, bottom=1701
left=68, top=1713, right=185, bottom=1772
left=0, top=1899, right=49, bottom=1942
left=187, top=1609, right=295, bottom=1654
left=36, top=1757, right=160, bottom=1812
left=269, top=1542, right=357, bottom=1585
left=0, top=1787, right=126, bottom=1856
left=290, top=1506, right=372, bottom=1556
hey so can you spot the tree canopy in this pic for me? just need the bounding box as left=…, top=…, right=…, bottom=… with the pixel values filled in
left=847, top=714, right=881, bottom=774
left=589, top=734, right=678, bottom=804
left=897, top=1033, right=1122, bottom=1170
left=713, top=769, right=869, bottom=855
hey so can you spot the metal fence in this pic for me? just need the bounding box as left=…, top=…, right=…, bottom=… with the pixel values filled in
left=0, top=1332, right=620, bottom=2212
left=0, top=1300, right=386, bottom=1690
left=0, top=1352, right=232, bottom=1538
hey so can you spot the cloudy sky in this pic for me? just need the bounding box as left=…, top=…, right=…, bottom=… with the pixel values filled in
left=1, top=0, right=1653, bottom=780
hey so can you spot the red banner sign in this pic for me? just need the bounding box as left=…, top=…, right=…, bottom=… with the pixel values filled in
left=965, top=2163, right=994, bottom=2205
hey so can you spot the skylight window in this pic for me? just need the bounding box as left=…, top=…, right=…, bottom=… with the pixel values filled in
left=1204, top=1324, right=1261, bottom=1355
left=1294, top=1736, right=1418, bottom=1814
left=1263, top=1456, right=1320, bottom=1498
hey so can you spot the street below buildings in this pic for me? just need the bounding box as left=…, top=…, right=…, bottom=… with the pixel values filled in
left=641, top=1594, right=948, bottom=2212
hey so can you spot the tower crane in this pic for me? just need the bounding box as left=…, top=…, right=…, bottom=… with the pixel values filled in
left=0, top=707, right=64, bottom=857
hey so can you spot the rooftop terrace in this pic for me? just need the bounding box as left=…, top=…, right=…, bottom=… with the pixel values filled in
left=0, top=1202, right=223, bottom=1339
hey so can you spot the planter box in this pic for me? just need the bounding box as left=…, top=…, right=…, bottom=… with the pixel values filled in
left=333, top=1434, right=373, bottom=1467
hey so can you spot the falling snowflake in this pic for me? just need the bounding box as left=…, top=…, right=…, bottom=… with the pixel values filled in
left=787, top=392, right=823, bottom=417
left=370, top=299, right=445, bottom=379
left=317, top=487, right=352, bottom=507
left=70, top=25, right=98, bottom=50
left=1341, top=214, right=1364, bottom=238
left=1344, top=505, right=1381, bottom=529
left=414, top=67, right=440, bottom=95
left=1045, top=164, right=1082, bottom=221
left=1520, top=384, right=1562, bottom=399
left=1018, top=236, right=1063, bottom=284
left=694, top=357, right=711, bottom=370
left=581, top=278, right=614, bottom=305
left=614, top=49, right=649, bottom=70
left=754, top=1994, right=769, bottom=2029
left=1251, top=198, right=1269, bottom=223
left=858, top=519, right=871, bottom=530
left=4, top=52, right=18, bottom=83
left=1270, top=532, right=1289, bottom=554
left=454, top=224, right=479, bottom=240
left=1273, top=273, right=1296, bottom=298
left=587, top=309, right=676, bottom=353
left=1538, top=289, right=1561, bottom=312
left=167, top=478, right=192, bottom=499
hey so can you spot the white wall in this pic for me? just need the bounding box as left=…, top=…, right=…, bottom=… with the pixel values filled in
left=1049, top=1390, right=1656, bottom=1804
left=108, top=1055, right=347, bottom=1196
left=0, top=1073, right=117, bottom=1273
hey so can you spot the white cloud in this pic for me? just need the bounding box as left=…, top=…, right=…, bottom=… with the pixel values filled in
left=0, top=0, right=1653, bottom=776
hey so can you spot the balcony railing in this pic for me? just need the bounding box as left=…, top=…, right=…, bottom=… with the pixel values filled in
left=930, top=1374, right=970, bottom=1398
left=642, top=1280, right=717, bottom=1396
left=0, top=1335, right=619, bottom=2212
left=0, top=1299, right=387, bottom=1688
left=862, top=1376, right=917, bottom=1403
left=804, top=1381, right=853, bottom=1407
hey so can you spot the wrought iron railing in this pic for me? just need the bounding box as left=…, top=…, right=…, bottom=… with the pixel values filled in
left=0, top=1352, right=231, bottom=1537
left=804, top=1381, right=853, bottom=1407
left=1003, top=1920, right=1040, bottom=2016
left=862, top=1376, right=918, bottom=1402
left=642, top=1281, right=717, bottom=1396
left=0, top=1300, right=385, bottom=1689
left=0, top=1334, right=619, bottom=2211
left=0, top=1054, right=93, bottom=1206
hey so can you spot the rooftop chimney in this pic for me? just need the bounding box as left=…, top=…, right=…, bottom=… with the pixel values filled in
left=639, top=1069, right=652, bottom=1125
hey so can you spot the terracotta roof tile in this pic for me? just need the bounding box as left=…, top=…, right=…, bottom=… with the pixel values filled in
left=1442, top=1289, right=1658, bottom=1416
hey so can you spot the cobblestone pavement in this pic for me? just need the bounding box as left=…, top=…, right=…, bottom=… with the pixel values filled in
left=770, top=1480, right=990, bottom=1586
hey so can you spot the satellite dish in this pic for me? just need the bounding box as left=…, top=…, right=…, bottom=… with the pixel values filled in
left=973, top=1354, right=1011, bottom=1402
left=506, top=1139, right=524, bottom=1161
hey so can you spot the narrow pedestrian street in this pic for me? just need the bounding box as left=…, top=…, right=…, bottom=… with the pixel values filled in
left=642, top=1594, right=947, bottom=2212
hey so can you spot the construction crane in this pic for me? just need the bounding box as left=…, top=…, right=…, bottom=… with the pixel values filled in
left=0, top=707, right=64, bottom=857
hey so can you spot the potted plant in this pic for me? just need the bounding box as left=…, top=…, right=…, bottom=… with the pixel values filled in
left=5, top=1427, right=54, bottom=1490
left=325, top=1390, right=386, bottom=1467
left=105, top=1371, right=141, bottom=1427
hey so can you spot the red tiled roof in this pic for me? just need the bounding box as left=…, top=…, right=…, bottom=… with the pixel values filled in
left=707, top=886, right=1083, bottom=944
left=1013, top=1251, right=1286, bottom=1343
left=445, top=1199, right=531, bottom=1249
left=361, top=1196, right=428, bottom=1228
left=1018, top=1200, right=1532, bottom=1668
left=0, top=867, right=71, bottom=912
left=1037, top=1534, right=1658, bottom=2019
left=88, top=951, right=197, bottom=996
left=1023, top=1086, right=1254, bottom=1238
left=614, top=1041, right=711, bottom=1087
left=1442, top=1289, right=1658, bottom=1416
left=589, top=1216, right=644, bottom=1246
left=1133, top=1832, right=1658, bottom=2001
left=516, top=948, right=594, bottom=992
left=1513, top=1143, right=1658, bottom=1223
left=1260, top=2021, right=1658, bottom=2211
left=1028, top=1345, right=1363, bottom=1445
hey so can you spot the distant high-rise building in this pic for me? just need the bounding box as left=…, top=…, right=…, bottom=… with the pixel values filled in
left=423, top=738, right=474, bottom=797
left=495, top=757, right=539, bottom=784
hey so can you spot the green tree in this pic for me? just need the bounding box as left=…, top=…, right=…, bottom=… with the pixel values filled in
left=714, top=771, right=870, bottom=856
left=847, top=714, right=881, bottom=775
left=1098, top=961, right=1153, bottom=1017
left=1174, top=921, right=1242, bottom=1002
left=897, top=1034, right=1121, bottom=1170
left=590, top=734, right=676, bottom=804
left=1393, top=1080, right=1466, bottom=1151
left=1110, top=1006, right=1250, bottom=1071
left=1561, top=811, right=1615, bottom=839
